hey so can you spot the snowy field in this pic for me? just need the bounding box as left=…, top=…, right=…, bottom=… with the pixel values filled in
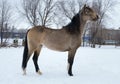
left=0, top=46, right=120, bottom=84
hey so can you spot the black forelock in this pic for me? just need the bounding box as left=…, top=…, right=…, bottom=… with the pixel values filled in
left=64, top=13, right=80, bottom=34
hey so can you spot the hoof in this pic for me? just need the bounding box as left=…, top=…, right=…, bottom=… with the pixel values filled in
left=23, top=69, right=26, bottom=75
left=23, top=73, right=26, bottom=75
left=37, top=70, right=42, bottom=75
left=69, top=74, right=73, bottom=76
left=68, top=73, right=73, bottom=76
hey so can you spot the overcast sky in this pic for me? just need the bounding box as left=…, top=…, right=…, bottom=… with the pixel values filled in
left=6, top=0, right=120, bottom=29
left=106, top=0, right=120, bottom=29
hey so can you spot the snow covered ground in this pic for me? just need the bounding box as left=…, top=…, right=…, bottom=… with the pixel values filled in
left=0, top=46, right=120, bottom=84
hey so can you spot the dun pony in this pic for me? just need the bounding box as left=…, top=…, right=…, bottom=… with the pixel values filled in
left=22, top=5, right=99, bottom=76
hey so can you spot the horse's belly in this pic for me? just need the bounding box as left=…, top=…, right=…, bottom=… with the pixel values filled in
left=43, top=42, right=69, bottom=52
left=42, top=33, right=71, bottom=51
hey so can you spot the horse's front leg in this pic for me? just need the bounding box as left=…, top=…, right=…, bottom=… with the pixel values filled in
left=67, top=49, right=77, bottom=76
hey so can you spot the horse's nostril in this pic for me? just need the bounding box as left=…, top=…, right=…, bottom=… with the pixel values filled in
left=92, top=15, right=99, bottom=21
left=97, top=15, right=99, bottom=19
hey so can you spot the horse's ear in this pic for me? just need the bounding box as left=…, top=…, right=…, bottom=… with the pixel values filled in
left=81, top=4, right=88, bottom=14
left=82, top=4, right=87, bottom=13
left=82, top=4, right=87, bottom=11
left=83, top=4, right=87, bottom=9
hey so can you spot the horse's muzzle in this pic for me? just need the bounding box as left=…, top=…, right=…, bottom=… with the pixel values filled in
left=93, top=15, right=99, bottom=21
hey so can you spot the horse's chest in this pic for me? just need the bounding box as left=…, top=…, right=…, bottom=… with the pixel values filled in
left=69, top=37, right=81, bottom=48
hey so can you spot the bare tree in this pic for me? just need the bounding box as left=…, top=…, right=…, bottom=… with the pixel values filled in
left=22, top=0, right=39, bottom=26
left=57, top=0, right=88, bottom=20
left=57, top=1, right=76, bottom=20
left=90, top=0, right=117, bottom=48
left=0, top=0, right=11, bottom=46
left=21, top=0, right=56, bottom=27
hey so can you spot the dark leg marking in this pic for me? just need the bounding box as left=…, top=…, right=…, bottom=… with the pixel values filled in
left=68, top=49, right=77, bottom=76
left=68, top=57, right=74, bottom=76
left=33, top=51, right=40, bottom=72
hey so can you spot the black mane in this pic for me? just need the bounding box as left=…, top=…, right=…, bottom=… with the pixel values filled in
left=64, top=13, right=80, bottom=34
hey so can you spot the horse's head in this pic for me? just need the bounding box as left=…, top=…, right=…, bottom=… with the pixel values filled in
left=81, top=4, right=99, bottom=21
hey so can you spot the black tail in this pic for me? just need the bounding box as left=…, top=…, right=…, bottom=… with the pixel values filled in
left=22, top=30, right=29, bottom=70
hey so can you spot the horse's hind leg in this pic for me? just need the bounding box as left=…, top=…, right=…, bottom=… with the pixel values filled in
left=22, top=48, right=34, bottom=75
left=32, top=45, right=42, bottom=75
